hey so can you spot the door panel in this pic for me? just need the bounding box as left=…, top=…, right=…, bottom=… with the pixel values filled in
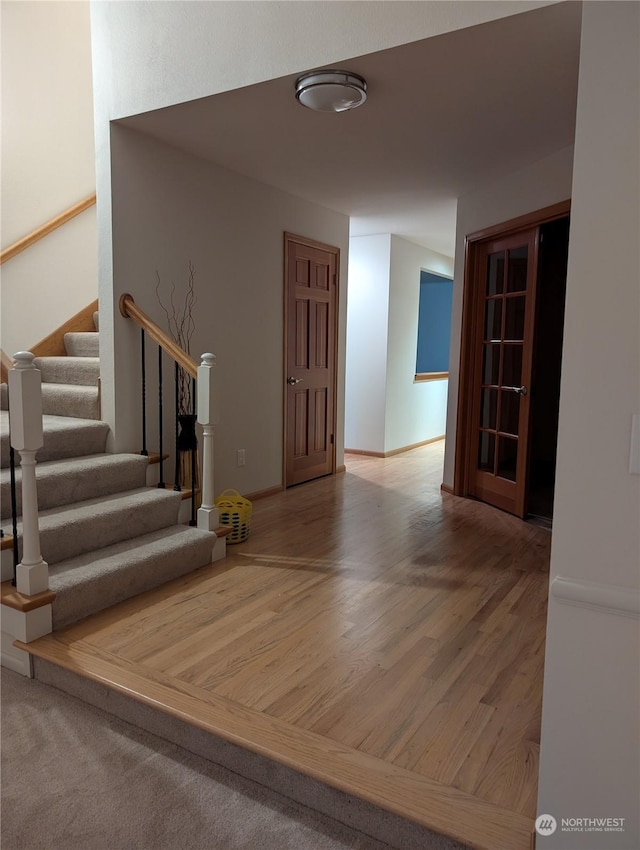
left=468, top=228, right=539, bottom=516
left=285, top=236, right=338, bottom=487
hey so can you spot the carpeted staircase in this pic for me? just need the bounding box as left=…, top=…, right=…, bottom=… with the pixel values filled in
left=1, top=312, right=217, bottom=629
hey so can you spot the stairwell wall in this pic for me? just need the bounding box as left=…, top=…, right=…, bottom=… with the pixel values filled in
left=1, top=0, right=97, bottom=357
left=110, top=125, right=348, bottom=494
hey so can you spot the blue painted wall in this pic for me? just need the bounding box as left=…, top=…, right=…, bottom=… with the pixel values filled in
left=416, top=271, right=453, bottom=373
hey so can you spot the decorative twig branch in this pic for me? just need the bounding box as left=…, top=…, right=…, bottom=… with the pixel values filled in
left=155, top=261, right=197, bottom=414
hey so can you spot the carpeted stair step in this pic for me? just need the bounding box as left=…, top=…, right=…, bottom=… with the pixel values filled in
left=1, top=412, right=109, bottom=466
left=44, top=488, right=182, bottom=563
left=0, top=384, right=7, bottom=411
left=34, top=356, right=100, bottom=386
left=0, top=453, right=149, bottom=519
left=49, top=525, right=216, bottom=629
left=3, top=487, right=182, bottom=566
left=41, top=383, right=99, bottom=420
left=64, top=332, right=99, bottom=357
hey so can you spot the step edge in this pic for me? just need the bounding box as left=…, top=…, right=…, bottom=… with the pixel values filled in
left=17, top=636, right=533, bottom=850
left=48, top=525, right=216, bottom=576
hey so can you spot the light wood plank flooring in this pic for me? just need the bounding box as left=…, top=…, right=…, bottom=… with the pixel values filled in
left=23, top=442, right=550, bottom=850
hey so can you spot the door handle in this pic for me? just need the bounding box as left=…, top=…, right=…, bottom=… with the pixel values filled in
left=287, top=376, right=303, bottom=386
left=507, top=385, right=528, bottom=396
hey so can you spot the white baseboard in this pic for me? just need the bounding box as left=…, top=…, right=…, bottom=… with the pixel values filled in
left=551, top=576, right=640, bottom=619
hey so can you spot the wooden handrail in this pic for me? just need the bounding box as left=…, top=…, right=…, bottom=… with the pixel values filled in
left=0, top=194, right=96, bottom=265
left=119, top=293, right=198, bottom=378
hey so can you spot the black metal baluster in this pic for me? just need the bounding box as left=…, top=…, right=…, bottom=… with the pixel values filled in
left=190, top=376, right=197, bottom=526
left=140, top=329, right=148, bottom=456
left=9, top=446, right=19, bottom=586
left=173, top=362, right=181, bottom=492
left=157, top=345, right=165, bottom=488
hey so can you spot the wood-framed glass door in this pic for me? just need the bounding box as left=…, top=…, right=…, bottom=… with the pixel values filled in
left=468, top=228, right=539, bottom=516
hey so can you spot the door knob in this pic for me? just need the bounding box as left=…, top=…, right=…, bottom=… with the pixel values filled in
left=287, top=376, right=303, bottom=386
left=508, top=385, right=528, bottom=396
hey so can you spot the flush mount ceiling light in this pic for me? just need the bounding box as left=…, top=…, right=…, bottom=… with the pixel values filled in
left=295, top=70, right=367, bottom=113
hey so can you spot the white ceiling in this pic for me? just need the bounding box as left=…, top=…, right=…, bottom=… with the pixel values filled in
left=120, top=2, right=581, bottom=257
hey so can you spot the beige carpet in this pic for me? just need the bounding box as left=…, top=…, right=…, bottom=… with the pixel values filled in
left=1, top=669, right=395, bottom=850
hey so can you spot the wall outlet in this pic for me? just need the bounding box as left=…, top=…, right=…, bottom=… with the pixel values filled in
left=237, top=449, right=245, bottom=467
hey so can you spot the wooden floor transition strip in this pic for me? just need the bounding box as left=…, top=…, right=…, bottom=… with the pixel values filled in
left=18, top=633, right=533, bottom=850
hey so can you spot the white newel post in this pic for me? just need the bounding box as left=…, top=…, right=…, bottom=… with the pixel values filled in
left=197, top=353, right=219, bottom=532
left=8, top=352, right=49, bottom=595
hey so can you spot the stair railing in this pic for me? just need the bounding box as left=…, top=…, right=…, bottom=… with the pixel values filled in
left=119, top=294, right=218, bottom=531
left=5, top=353, right=49, bottom=595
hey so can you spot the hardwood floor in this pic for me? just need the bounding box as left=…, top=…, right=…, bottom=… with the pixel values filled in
left=23, top=442, right=550, bottom=850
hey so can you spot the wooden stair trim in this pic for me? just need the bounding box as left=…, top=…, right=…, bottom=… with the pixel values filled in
left=2, top=581, right=56, bottom=612
left=31, top=300, right=99, bottom=359
left=180, top=487, right=202, bottom=501
left=1, top=535, right=14, bottom=551
left=147, top=452, right=169, bottom=465
left=17, top=634, right=533, bottom=850
left=214, top=525, right=234, bottom=538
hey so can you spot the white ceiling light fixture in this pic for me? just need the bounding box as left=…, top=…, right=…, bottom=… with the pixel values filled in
left=295, top=70, right=367, bottom=113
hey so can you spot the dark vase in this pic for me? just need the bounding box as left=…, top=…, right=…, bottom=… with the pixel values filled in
left=177, top=413, right=198, bottom=451
left=177, top=413, right=201, bottom=507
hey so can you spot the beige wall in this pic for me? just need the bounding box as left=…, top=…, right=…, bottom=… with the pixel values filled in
left=1, top=0, right=96, bottom=356
left=110, top=126, right=349, bottom=493
left=537, top=3, right=639, bottom=846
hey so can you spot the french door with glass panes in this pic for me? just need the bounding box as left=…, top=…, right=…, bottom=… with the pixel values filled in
left=468, top=228, right=539, bottom=516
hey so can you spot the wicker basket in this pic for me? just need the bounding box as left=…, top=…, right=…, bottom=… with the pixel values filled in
left=214, top=488, right=253, bottom=544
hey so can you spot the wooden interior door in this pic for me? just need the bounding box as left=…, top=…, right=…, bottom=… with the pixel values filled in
left=284, top=234, right=338, bottom=487
left=468, top=228, right=539, bottom=516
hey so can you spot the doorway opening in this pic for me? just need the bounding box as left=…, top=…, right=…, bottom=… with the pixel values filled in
left=527, top=216, right=570, bottom=522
